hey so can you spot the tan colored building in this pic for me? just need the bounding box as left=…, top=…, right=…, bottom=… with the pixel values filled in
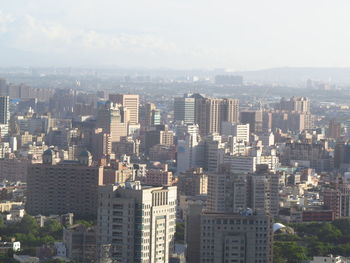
left=103, top=162, right=134, bottom=185
left=26, top=149, right=104, bottom=218
left=97, top=102, right=128, bottom=143
left=197, top=98, right=222, bottom=135
left=178, top=168, right=208, bottom=196
left=98, top=182, right=177, bottom=263
left=144, top=125, right=174, bottom=153
left=0, top=201, right=22, bottom=213
left=91, top=128, right=112, bottom=160
left=142, top=165, right=173, bottom=186
left=109, top=94, right=139, bottom=124
left=221, top=98, right=239, bottom=123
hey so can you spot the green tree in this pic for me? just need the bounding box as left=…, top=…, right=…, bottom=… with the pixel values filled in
left=74, top=220, right=94, bottom=227
left=18, top=215, right=39, bottom=235
left=274, top=241, right=309, bottom=263
left=317, top=223, right=342, bottom=243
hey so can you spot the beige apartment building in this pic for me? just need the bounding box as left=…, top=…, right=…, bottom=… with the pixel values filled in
left=97, top=182, right=177, bottom=263
left=26, top=149, right=104, bottom=218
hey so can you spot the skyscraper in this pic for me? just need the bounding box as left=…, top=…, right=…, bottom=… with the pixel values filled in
left=240, top=110, right=263, bottom=134
left=221, top=98, right=239, bottom=123
left=0, top=96, right=10, bottom=138
left=197, top=97, right=222, bottom=135
left=97, top=182, right=177, bottom=263
left=176, top=124, right=200, bottom=174
left=328, top=119, right=341, bottom=139
left=109, top=94, right=139, bottom=124
left=144, top=103, right=156, bottom=127
left=97, top=102, right=129, bottom=143
left=174, top=96, right=195, bottom=124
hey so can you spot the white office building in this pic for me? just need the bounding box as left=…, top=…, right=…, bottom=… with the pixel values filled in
left=98, top=182, right=177, bottom=263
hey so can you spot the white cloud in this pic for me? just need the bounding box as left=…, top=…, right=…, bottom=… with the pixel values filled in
left=0, top=11, right=14, bottom=33
left=6, top=15, right=227, bottom=68
left=16, top=15, right=180, bottom=54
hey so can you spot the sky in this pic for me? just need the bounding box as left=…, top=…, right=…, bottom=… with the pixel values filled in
left=1, top=0, right=350, bottom=70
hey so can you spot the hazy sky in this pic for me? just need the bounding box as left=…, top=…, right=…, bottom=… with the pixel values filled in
left=1, top=0, right=350, bottom=70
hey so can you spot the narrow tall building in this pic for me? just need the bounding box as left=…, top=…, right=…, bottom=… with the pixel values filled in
left=174, top=96, right=195, bottom=124
left=176, top=124, right=200, bottom=174
left=0, top=96, right=9, bottom=138
left=221, top=98, right=239, bottom=123
left=0, top=96, right=9, bottom=124
left=198, top=98, right=222, bottom=135
left=98, top=182, right=177, bottom=263
left=144, top=103, right=161, bottom=127
left=240, top=110, right=263, bottom=134
left=97, top=102, right=129, bottom=143
left=109, top=94, right=139, bottom=124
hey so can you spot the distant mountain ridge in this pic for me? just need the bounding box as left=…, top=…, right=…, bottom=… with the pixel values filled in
left=235, top=67, right=350, bottom=85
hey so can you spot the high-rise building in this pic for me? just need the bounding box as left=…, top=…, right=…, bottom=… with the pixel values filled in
left=97, top=102, right=129, bottom=143
left=142, top=164, right=173, bottom=186
left=26, top=150, right=104, bottom=218
left=264, top=110, right=314, bottom=133
left=323, top=174, right=350, bottom=218
left=207, top=172, right=248, bottom=213
left=221, top=98, right=239, bottom=123
left=221, top=122, right=250, bottom=141
left=199, top=212, right=273, bottom=263
left=190, top=94, right=240, bottom=136
left=204, top=134, right=225, bottom=172
left=197, top=98, right=222, bottom=135
left=0, top=96, right=10, bottom=138
left=282, top=141, right=332, bottom=171
left=234, top=123, right=250, bottom=142
left=174, top=96, right=195, bottom=124
left=144, top=125, right=174, bottom=153
left=178, top=168, right=208, bottom=196
left=328, top=119, right=341, bottom=139
left=109, top=94, right=139, bottom=124
left=97, top=182, right=177, bottom=263
left=0, top=96, right=10, bottom=124
left=176, top=124, right=200, bottom=174
left=223, top=155, right=257, bottom=174
left=0, top=80, right=8, bottom=97
left=279, top=96, right=310, bottom=113
left=207, top=169, right=279, bottom=216
left=346, top=120, right=350, bottom=139
left=187, top=166, right=275, bottom=263
left=240, top=110, right=263, bottom=134
left=91, top=128, right=112, bottom=160
left=144, top=103, right=161, bottom=127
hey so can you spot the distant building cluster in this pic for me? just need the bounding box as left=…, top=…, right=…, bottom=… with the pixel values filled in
left=0, top=74, right=350, bottom=262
